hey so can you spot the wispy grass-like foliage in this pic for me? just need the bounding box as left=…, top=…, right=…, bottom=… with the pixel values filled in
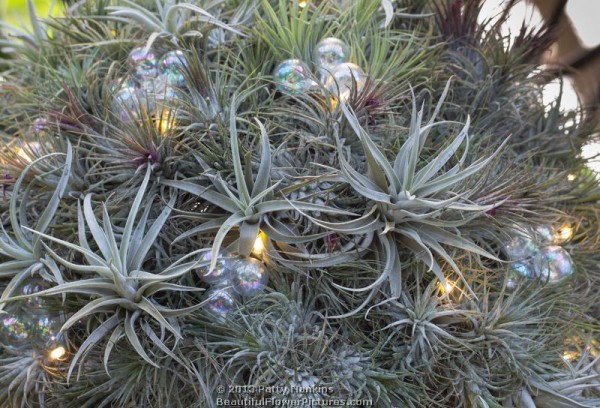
left=0, top=0, right=598, bottom=407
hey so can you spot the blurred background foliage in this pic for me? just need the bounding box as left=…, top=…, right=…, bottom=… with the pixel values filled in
left=0, top=0, right=63, bottom=66
left=0, top=0, right=63, bottom=28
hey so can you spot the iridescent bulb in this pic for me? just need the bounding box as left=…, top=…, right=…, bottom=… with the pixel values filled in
left=230, top=258, right=269, bottom=297
left=153, top=84, right=185, bottom=103
left=203, top=287, right=237, bottom=320
left=507, top=260, right=540, bottom=290
left=109, top=76, right=136, bottom=94
left=314, top=37, right=350, bottom=76
left=129, top=46, right=158, bottom=79
left=538, top=245, right=574, bottom=283
left=506, top=269, right=521, bottom=291
left=196, top=250, right=232, bottom=286
left=273, top=59, right=315, bottom=94
left=511, top=261, right=538, bottom=279
left=113, top=86, right=143, bottom=122
left=534, top=225, right=554, bottom=244
left=139, top=75, right=182, bottom=106
left=137, top=78, right=158, bottom=96
left=324, top=63, right=367, bottom=102
left=19, top=278, right=51, bottom=310
left=159, top=50, right=187, bottom=88
left=31, top=315, right=64, bottom=352
left=503, top=232, right=538, bottom=261
left=0, top=313, right=32, bottom=348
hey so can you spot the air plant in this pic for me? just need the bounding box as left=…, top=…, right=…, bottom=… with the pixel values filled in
left=164, top=95, right=354, bottom=269
left=13, top=167, right=204, bottom=379
left=0, top=0, right=598, bottom=406
left=0, top=143, right=72, bottom=304
left=106, top=0, right=246, bottom=48
left=314, top=81, right=505, bottom=313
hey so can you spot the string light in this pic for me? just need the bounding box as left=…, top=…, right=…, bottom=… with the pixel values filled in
left=330, top=96, right=339, bottom=110
left=48, top=346, right=66, bottom=361
left=15, top=142, right=41, bottom=163
left=252, top=232, right=267, bottom=256
left=554, top=225, right=574, bottom=243
left=298, top=0, right=307, bottom=8
left=561, top=336, right=583, bottom=362
left=567, top=174, right=577, bottom=181
left=439, top=280, right=455, bottom=295
left=562, top=350, right=579, bottom=362
left=156, top=109, right=176, bottom=135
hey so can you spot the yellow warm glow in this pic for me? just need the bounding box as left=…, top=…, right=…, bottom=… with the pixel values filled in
left=562, top=350, right=579, bottom=362
left=555, top=225, right=574, bottom=243
left=16, top=148, right=30, bottom=161
left=49, top=346, right=66, bottom=361
left=15, top=142, right=40, bottom=162
left=252, top=232, right=267, bottom=256
left=567, top=174, right=577, bottom=181
left=156, top=110, right=176, bottom=135
left=298, top=0, right=307, bottom=8
left=439, top=281, right=455, bottom=295
left=329, top=97, right=338, bottom=110
left=329, top=90, right=352, bottom=108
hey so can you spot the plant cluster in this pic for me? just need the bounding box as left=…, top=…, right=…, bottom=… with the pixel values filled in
left=0, top=0, right=598, bottom=407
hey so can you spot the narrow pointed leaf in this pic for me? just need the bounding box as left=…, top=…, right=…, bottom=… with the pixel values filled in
left=230, top=96, right=251, bottom=205
left=60, top=296, right=128, bottom=332
left=413, top=117, right=470, bottom=188
left=124, top=310, right=160, bottom=367
left=137, top=297, right=182, bottom=340
left=102, top=204, right=122, bottom=273
left=68, top=314, right=120, bottom=383
left=84, top=194, right=111, bottom=260
left=131, top=193, right=177, bottom=271
left=33, top=143, right=72, bottom=257
left=162, top=180, right=239, bottom=213
left=25, top=228, right=109, bottom=272
left=104, top=325, right=123, bottom=376
left=251, top=118, right=272, bottom=197
left=120, top=165, right=152, bottom=267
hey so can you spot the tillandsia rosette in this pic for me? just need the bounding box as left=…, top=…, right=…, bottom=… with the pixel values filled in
left=0, top=0, right=598, bottom=407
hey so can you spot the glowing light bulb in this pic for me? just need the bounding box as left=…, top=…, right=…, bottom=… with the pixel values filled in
left=49, top=346, right=66, bottom=361
left=330, top=96, right=339, bottom=110
left=562, top=350, right=578, bottom=362
left=444, top=282, right=454, bottom=294
left=15, top=142, right=41, bottom=163
left=439, top=280, right=455, bottom=295
left=554, top=225, right=573, bottom=243
left=567, top=174, right=576, bottom=181
left=298, top=0, right=307, bottom=8
left=252, top=232, right=267, bottom=256
left=156, top=110, right=176, bottom=135
left=16, top=148, right=30, bottom=161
